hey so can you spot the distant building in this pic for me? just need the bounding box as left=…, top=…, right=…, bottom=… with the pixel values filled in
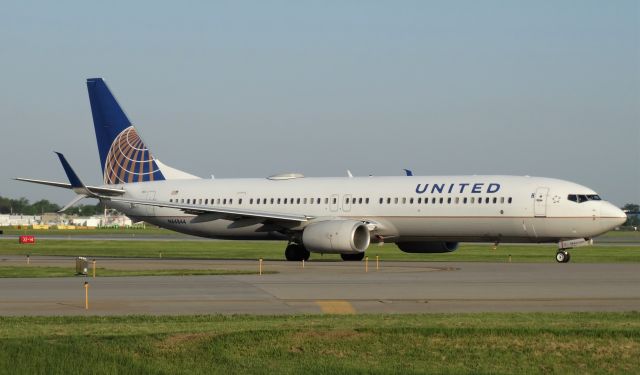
left=0, top=214, right=41, bottom=226
left=1, top=212, right=135, bottom=228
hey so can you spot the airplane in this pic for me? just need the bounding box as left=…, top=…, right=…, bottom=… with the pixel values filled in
left=16, top=78, right=627, bottom=263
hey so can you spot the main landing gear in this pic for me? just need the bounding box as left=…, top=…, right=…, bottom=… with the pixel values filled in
left=285, top=243, right=310, bottom=261
left=555, top=250, right=571, bottom=263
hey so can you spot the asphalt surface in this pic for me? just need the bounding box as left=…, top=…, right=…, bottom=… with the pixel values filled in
left=1, top=256, right=639, bottom=315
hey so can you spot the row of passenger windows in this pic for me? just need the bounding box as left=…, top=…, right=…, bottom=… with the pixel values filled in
left=169, top=196, right=514, bottom=206
left=379, top=196, right=513, bottom=205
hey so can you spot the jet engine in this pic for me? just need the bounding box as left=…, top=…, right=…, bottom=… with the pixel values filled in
left=302, top=220, right=371, bottom=254
left=396, top=241, right=459, bottom=253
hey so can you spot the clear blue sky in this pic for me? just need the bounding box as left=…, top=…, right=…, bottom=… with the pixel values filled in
left=1, top=1, right=638, bottom=206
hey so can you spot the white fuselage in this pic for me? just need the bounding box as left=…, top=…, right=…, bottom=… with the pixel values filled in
left=106, top=175, right=625, bottom=243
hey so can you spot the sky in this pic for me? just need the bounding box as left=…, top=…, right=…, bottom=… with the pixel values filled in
left=1, top=1, right=638, bottom=206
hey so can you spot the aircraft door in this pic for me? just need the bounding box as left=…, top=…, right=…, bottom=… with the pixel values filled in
left=145, top=191, right=156, bottom=216
left=330, top=194, right=339, bottom=212
left=534, top=187, right=549, bottom=217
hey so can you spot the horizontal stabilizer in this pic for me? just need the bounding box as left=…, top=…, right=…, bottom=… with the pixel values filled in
left=59, top=194, right=88, bottom=212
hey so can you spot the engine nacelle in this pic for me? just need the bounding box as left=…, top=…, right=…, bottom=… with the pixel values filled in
left=302, top=220, right=371, bottom=254
left=396, top=241, right=459, bottom=253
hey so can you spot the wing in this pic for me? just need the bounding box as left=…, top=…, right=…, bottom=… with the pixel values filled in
left=104, top=196, right=311, bottom=223
left=14, top=178, right=125, bottom=196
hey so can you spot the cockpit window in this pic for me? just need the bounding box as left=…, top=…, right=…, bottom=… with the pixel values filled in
left=568, top=194, right=602, bottom=203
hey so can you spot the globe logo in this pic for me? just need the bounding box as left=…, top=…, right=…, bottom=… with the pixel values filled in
left=103, top=126, right=162, bottom=184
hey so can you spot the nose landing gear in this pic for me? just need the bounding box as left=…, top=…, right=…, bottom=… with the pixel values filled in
left=555, top=250, right=571, bottom=263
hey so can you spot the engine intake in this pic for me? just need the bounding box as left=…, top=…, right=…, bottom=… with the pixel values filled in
left=302, top=220, right=370, bottom=254
left=396, top=241, right=459, bottom=253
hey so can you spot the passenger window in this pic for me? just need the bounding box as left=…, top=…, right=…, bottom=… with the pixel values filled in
left=365, top=198, right=369, bottom=204
left=333, top=198, right=337, bottom=204
left=402, top=198, right=406, bottom=204
left=508, top=197, right=513, bottom=204
left=463, top=197, right=468, bottom=204
left=224, top=199, right=227, bottom=205
left=470, top=197, right=475, bottom=203
left=303, top=198, right=307, bottom=204
left=345, top=197, right=350, bottom=204
left=187, top=199, right=190, bottom=204
left=478, top=197, right=482, bottom=204
left=417, top=198, right=421, bottom=204
left=447, top=197, right=451, bottom=204
left=239, top=199, right=243, bottom=205
left=439, top=197, right=444, bottom=204
left=455, top=197, right=459, bottom=204
left=432, top=197, right=436, bottom=204
left=359, top=198, right=363, bottom=204
left=297, top=198, right=301, bottom=204
left=230, top=199, right=233, bottom=204
left=217, top=199, right=221, bottom=204
left=485, top=197, right=490, bottom=204
left=500, top=197, right=505, bottom=204
left=250, top=199, right=254, bottom=204
left=394, top=198, right=399, bottom=204
left=493, top=197, right=497, bottom=204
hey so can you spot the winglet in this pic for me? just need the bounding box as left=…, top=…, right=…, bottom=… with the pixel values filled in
left=55, top=152, right=84, bottom=189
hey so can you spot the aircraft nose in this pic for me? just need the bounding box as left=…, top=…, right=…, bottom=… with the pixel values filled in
left=600, top=202, right=627, bottom=228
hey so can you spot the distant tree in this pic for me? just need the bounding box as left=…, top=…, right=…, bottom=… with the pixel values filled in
left=0, top=197, right=11, bottom=214
left=65, top=202, right=105, bottom=216
left=31, top=199, right=61, bottom=214
left=622, top=203, right=640, bottom=227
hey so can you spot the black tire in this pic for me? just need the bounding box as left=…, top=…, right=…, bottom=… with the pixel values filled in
left=555, top=251, right=566, bottom=263
left=341, top=252, right=365, bottom=261
left=564, top=251, right=571, bottom=263
left=285, top=244, right=310, bottom=261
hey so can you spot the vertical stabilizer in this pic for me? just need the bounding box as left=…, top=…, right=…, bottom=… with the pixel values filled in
left=86, top=78, right=198, bottom=184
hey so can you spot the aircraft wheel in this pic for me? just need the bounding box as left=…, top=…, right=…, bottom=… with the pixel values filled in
left=285, top=244, right=310, bottom=261
left=340, top=252, right=365, bottom=261
left=555, top=250, right=570, bottom=263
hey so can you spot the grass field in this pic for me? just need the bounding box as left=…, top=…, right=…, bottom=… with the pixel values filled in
left=0, top=266, right=270, bottom=278
left=0, top=226, right=181, bottom=237
left=0, top=313, right=638, bottom=374
left=1, top=238, right=640, bottom=263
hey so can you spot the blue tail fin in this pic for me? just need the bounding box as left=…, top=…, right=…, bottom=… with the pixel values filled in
left=86, top=78, right=166, bottom=184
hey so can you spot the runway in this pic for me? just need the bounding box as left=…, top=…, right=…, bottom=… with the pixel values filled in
left=1, top=257, right=639, bottom=315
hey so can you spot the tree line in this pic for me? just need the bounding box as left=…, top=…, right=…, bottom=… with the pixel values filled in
left=0, top=196, right=104, bottom=216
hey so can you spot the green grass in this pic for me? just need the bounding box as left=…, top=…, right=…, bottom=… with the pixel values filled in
left=0, top=313, right=638, bottom=374
left=2, top=238, right=640, bottom=263
left=0, top=226, right=183, bottom=237
left=0, top=266, right=270, bottom=278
